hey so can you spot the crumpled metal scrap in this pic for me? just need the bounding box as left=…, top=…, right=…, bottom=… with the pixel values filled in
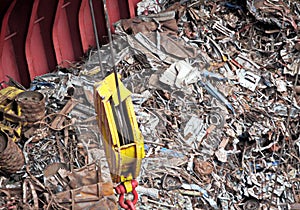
left=0, top=70, right=117, bottom=209
left=104, top=0, right=300, bottom=209
left=2, top=0, right=300, bottom=209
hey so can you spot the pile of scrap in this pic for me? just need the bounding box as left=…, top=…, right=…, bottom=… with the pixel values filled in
left=0, top=73, right=117, bottom=209
left=97, top=0, right=299, bottom=209
left=1, top=0, right=300, bottom=209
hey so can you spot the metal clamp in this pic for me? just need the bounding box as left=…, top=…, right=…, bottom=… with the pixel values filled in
left=115, top=180, right=138, bottom=210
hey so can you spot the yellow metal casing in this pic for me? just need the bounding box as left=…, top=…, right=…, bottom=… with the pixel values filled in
left=0, top=87, right=24, bottom=121
left=94, top=73, right=145, bottom=183
left=0, top=87, right=24, bottom=141
left=0, top=122, right=22, bottom=140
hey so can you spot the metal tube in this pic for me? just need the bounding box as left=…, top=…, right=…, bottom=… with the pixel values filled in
left=89, top=0, right=104, bottom=78
left=102, top=0, right=130, bottom=145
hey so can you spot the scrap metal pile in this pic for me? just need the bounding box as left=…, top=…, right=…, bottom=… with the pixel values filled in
left=1, top=0, right=300, bottom=209
left=111, top=0, right=300, bottom=209
left=0, top=74, right=117, bottom=209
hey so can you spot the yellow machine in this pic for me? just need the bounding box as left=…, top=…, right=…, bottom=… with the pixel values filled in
left=0, top=86, right=24, bottom=140
left=94, top=73, right=145, bottom=209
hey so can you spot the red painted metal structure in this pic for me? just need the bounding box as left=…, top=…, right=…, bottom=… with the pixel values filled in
left=0, top=0, right=140, bottom=87
left=26, top=0, right=58, bottom=80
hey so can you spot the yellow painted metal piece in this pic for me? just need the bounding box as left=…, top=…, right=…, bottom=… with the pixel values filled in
left=0, top=87, right=24, bottom=120
left=83, top=66, right=101, bottom=76
left=94, top=73, right=145, bottom=184
left=0, top=87, right=24, bottom=141
left=0, top=86, right=24, bottom=100
left=124, top=181, right=133, bottom=193
left=0, top=123, right=22, bottom=139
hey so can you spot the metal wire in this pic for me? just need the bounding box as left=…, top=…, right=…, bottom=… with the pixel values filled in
left=102, top=0, right=130, bottom=146
left=89, top=0, right=104, bottom=78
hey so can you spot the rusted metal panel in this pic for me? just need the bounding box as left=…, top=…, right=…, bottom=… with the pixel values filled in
left=0, top=131, right=25, bottom=174
left=16, top=91, right=46, bottom=123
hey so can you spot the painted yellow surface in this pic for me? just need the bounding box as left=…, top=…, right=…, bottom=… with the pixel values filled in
left=94, top=73, right=145, bottom=190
